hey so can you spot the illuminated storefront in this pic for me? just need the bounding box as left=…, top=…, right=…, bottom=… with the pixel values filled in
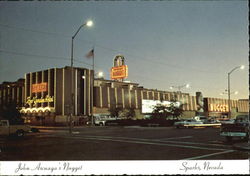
left=19, top=66, right=93, bottom=125
left=204, top=98, right=248, bottom=118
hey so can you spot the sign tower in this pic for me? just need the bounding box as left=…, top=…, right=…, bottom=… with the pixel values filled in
left=110, top=55, right=128, bottom=82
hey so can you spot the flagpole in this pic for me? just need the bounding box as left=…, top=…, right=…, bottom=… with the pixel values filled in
left=91, top=46, right=95, bottom=126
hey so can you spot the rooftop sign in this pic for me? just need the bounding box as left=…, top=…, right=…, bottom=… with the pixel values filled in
left=110, top=55, right=128, bottom=81
left=110, top=65, right=128, bottom=80
left=32, top=82, right=48, bottom=93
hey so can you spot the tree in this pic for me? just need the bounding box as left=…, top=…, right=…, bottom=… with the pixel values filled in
left=0, top=102, right=24, bottom=124
left=166, top=102, right=184, bottom=119
left=152, top=104, right=171, bottom=119
left=123, top=107, right=136, bottom=119
left=108, top=104, right=123, bottom=118
left=151, top=101, right=184, bottom=119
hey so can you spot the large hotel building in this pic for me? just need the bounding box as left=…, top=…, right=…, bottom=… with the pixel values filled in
left=0, top=65, right=248, bottom=125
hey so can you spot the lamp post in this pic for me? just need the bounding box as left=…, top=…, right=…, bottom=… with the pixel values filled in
left=227, top=65, right=244, bottom=119
left=170, top=84, right=190, bottom=92
left=70, top=20, right=93, bottom=134
left=170, top=84, right=190, bottom=101
left=220, top=90, right=238, bottom=96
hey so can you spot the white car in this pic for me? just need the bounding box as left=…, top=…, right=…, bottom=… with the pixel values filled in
left=94, top=115, right=120, bottom=126
left=0, top=119, right=31, bottom=137
left=174, top=119, right=203, bottom=128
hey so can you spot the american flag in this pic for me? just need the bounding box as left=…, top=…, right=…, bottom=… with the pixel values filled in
left=85, top=49, right=94, bottom=59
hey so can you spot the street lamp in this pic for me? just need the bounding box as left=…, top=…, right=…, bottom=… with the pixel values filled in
left=70, top=20, right=93, bottom=134
left=170, top=84, right=190, bottom=101
left=96, top=71, right=104, bottom=78
left=170, top=84, right=190, bottom=92
left=86, top=20, right=93, bottom=27
left=227, top=65, right=244, bottom=118
left=220, top=90, right=238, bottom=96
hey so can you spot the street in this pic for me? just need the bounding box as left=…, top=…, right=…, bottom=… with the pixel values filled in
left=0, top=126, right=249, bottom=160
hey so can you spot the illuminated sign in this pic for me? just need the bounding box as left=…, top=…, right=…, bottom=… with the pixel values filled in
left=110, top=65, right=128, bottom=80
left=27, top=95, right=54, bottom=106
left=32, top=82, right=48, bottom=93
left=20, top=107, right=55, bottom=114
left=142, top=99, right=180, bottom=114
left=209, top=104, right=228, bottom=112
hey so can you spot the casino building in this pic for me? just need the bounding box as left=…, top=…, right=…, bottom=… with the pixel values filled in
left=0, top=55, right=248, bottom=125
left=21, top=66, right=93, bottom=125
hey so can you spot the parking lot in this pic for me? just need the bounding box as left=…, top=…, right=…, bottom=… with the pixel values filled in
left=0, top=126, right=249, bottom=160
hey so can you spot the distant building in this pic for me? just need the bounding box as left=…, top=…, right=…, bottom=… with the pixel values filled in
left=204, top=98, right=249, bottom=118
left=0, top=78, right=25, bottom=108
left=93, top=78, right=198, bottom=119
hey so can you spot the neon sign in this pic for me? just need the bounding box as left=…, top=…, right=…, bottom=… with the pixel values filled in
left=110, top=65, right=128, bottom=79
left=32, top=82, right=48, bottom=93
left=27, top=95, right=54, bottom=106
left=209, top=104, right=228, bottom=112
left=110, top=55, right=128, bottom=80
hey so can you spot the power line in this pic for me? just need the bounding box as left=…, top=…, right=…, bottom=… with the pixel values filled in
left=0, top=49, right=93, bottom=67
left=0, top=23, right=70, bottom=38
left=94, top=44, right=221, bottom=74
left=0, top=23, right=94, bottom=44
left=1, top=23, right=221, bottom=74
left=0, top=48, right=175, bottom=89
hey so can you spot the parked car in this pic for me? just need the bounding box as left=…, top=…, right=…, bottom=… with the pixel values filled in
left=94, top=115, right=120, bottom=126
left=220, top=119, right=235, bottom=124
left=193, top=116, right=207, bottom=123
left=0, top=119, right=31, bottom=137
left=202, top=117, right=221, bottom=124
left=220, top=115, right=249, bottom=142
left=174, top=119, right=203, bottom=128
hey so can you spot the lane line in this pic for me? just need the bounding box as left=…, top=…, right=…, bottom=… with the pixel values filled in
left=32, top=133, right=229, bottom=149
left=160, top=140, right=230, bottom=148
left=182, top=150, right=235, bottom=160
left=159, top=136, right=193, bottom=140
left=83, top=135, right=228, bottom=148
left=81, top=137, right=228, bottom=151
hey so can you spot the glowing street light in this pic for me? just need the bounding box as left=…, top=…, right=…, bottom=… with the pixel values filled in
left=96, top=71, right=104, bottom=78
left=170, top=84, right=190, bottom=102
left=220, top=90, right=238, bottom=96
left=240, top=65, right=245, bottom=70
left=170, top=83, right=190, bottom=92
left=86, top=20, right=93, bottom=27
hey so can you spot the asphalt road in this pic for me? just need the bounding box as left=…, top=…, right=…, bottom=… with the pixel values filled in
left=0, top=126, right=249, bottom=160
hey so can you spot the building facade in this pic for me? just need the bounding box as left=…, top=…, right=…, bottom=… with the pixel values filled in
left=0, top=79, right=25, bottom=108
left=204, top=98, right=249, bottom=118
left=19, top=66, right=93, bottom=125
left=93, top=79, right=198, bottom=118
left=0, top=66, right=248, bottom=125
